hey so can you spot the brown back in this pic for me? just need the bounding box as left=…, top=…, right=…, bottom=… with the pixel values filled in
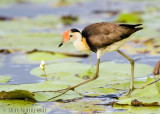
left=82, top=22, right=142, bottom=52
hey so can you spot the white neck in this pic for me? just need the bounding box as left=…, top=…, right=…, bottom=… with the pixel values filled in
left=72, top=33, right=90, bottom=51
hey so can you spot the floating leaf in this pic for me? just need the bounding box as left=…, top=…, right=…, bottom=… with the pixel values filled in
left=116, top=77, right=160, bottom=105
left=116, top=12, right=143, bottom=23
left=114, top=104, right=160, bottom=114
left=0, top=90, right=36, bottom=101
left=61, top=15, right=78, bottom=25
left=0, top=76, right=11, bottom=83
left=0, top=100, right=50, bottom=114
left=62, top=100, right=106, bottom=112
left=31, top=61, right=153, bottom=95
left=11, top=53, right=81, bottom=64
left=27, top=52, right=68, bottom=61
left=0, top=32, right=78, bottom=53
left=0, top=61, right=153, bottom=101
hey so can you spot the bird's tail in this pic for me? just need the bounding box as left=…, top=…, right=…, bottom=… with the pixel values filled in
left=135, top=27, right=143, bottom=32
left=119, top=24, right=143, bottom=31
left=119, top=24, right=142, bottom=28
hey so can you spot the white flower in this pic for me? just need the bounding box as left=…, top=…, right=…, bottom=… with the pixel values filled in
left=40, top=59, right=45, bottom=70
left=41, top=60, right=45, bottom=66
left=40, top=64, right=43, bottom=70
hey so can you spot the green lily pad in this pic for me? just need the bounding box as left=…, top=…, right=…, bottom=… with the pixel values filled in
left=31, top=61, right=153, bottom=79
left=0, top=15, right=60, bottom=32
left=0, top=81, right=67, bottom=92
left=116, top=77, right=160, bottom=105
left=27, top=52, right=68, bottom=61
left=34, top=91, right=81, bottom=102
left=31, top=61, right=153, bottom=95
left=0, top=100, right=50, bottom=114
left=11, top=53, right=82, bottom=65
left=11, top=54, right=39, bottom=64
left=11, top=53, right=81, bottom=64
left=114, top=104, right=160, bottom=114
left=0, top=32, right=78, bottom=52
left=0, top=76, right=11, bottom=83
left=116, top=12, right=143, bottom=23
left=0, top=81, right=81, bottom=101
left=61, top=100, right=106, bottom=112
left=0, top=61, right=153, bottom=101
left=0, top=90, right=36, bottom=101
left=0, top=15, right=78, bottom=52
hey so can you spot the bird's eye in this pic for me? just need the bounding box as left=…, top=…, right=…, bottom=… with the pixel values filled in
left=69, top=34, right=73, bottom=37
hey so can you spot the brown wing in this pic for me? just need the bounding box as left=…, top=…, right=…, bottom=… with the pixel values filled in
left=82, top=22, right=142, bottom=52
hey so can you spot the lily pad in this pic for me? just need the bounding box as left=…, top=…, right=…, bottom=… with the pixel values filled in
left=27, top=52, right=68, bottom=61
left=0, top=32, right=77, bottom=52
left=0, top=100, right=50, bottom=114
left=0, top=76, right=11, bottom=83
left=31, top=61, right=153, bottom=95
left=62, top=100, right=106, bottom=112
left=116, top=12, right=143, bottom=23
left=0, top=15, right=60, bottom=32
left=0, top=81, right=81, bottom=101
left=0, top=15, right=78, bottom=53
left=0, top=81, right=80, bottom=101
left=11, top=53, right=81, bottom=64
left=31, top=61, right=153, bottom=79
left=0, top=61, right=153, bottom=101
left=114, top=104, right=160, bottom=114
left=116, top=77, right=160, bottom=105
left=0, top=90, right=36, bottom=101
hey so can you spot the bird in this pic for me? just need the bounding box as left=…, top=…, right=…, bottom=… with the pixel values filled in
left=58, top=22, right=143, bottom=96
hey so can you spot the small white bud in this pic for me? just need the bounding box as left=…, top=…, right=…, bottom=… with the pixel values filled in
left=40, top=60, right=45, bottom=70
left=41, top=60, right=45, bottom=66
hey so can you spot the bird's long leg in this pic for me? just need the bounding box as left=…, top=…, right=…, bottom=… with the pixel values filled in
left=47, top=59, right=100, bottom=101
left=89, top=51, right=93, bottom=66
left=117, top=50, right=134, bottom=96
left=70, top=59, right=100, bottom=89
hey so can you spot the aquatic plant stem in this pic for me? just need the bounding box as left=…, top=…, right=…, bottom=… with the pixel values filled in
left=44, top=70, right=48, bottom=81
left=136, top=78, right=160, bottom=89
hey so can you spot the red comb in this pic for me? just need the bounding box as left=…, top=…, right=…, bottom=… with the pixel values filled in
left=63, top=30, right=70, bottom=42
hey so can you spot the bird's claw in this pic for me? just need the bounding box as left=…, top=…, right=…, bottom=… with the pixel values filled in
left=126, top=88, right=134, bottom=97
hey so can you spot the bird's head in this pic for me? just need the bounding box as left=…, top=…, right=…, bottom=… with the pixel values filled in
left=58, top=28, right=81, bottom=47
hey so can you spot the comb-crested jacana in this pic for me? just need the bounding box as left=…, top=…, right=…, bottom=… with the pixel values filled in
left=59, top=22, right=143, bottom=95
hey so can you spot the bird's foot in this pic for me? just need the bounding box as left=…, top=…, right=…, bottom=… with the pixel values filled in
left=126, top=88, right=135, bottom=97
left=47, top=86, right=83, bottom=101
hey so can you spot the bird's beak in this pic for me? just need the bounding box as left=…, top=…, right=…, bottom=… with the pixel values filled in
left=58, top=30, right=70, bottom=48
left=58, top=41, right=63, bottom=48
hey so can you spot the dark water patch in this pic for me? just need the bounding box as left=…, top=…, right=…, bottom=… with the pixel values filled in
left=84, top=94, right=119, bottom=99
left=0, top=52, right=44, bottom=85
